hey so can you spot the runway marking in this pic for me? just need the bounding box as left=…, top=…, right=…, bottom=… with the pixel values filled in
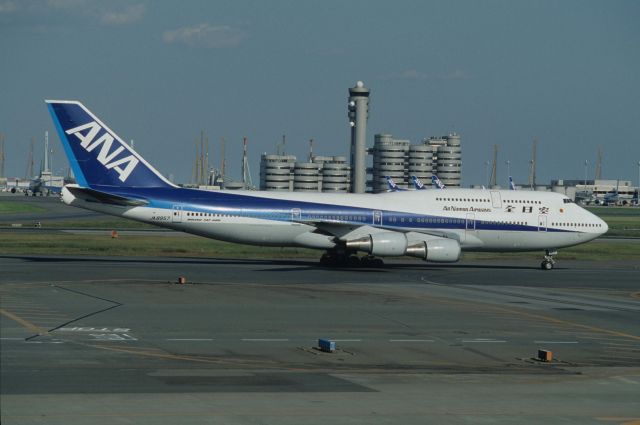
left=89, top=344, right=254, bottom=366
left=423, top=279, right=640, bottom=341
left=58, top=327, right=131, bottom=333
left=166, top=338, right=214, bottom=341
left=241, top=338, right=289, bottom=342
left=0, top=337, right=25, bottom=340
left=331, top=339, right=362, bottom=342
left=613, top=376, right=640, bottom=385
left=461, top=339, right=506, bottom=343
left=90, top=333, right=137, bottom=341
left=389, top=339, right=435, bottom=342
left=534, top=340, right=579, bottom=344
left=0, top=308, right=47, bottom=335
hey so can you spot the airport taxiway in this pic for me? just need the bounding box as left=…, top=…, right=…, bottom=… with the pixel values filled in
left=1, top=254, right=639, bottom=424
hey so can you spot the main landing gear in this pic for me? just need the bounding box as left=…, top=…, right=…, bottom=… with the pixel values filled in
left=540, top=250, right=557, bottom=270
left=319, top=250, right=384, bottom=268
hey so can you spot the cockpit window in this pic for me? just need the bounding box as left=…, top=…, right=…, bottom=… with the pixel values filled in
left=563, top=199, right=574, bottom=204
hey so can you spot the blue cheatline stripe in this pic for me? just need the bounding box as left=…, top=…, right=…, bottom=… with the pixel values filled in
left=47, top=103, right=89, bottom=187
left=123, top=187, right=574, bottom=234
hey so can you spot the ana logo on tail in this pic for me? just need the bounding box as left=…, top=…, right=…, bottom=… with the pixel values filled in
left=385, top=176, right=406, bottom=191
left=411, top=175, right=426, bottom=190
left=432, top=174, right=446, bottom=189
left=65, top=121, right=139, bottom=182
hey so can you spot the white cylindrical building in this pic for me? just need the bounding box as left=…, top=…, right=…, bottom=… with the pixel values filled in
left=408, top=144, right=434, bottom=186
left=371, top=134, right=409, bottom=193
left=293, top=162, right=321, bottom=192
left=259, top=154, right=296, bottom=191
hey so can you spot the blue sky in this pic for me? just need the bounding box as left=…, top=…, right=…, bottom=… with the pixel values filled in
left=1, top=0, right=639, bottom=186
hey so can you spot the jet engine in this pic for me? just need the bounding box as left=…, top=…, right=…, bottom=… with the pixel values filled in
left=346, top=232, right=461, bottom=262
left=345, top=232, right=408, bottom=256
left=404, top=238, right=461, bottom=262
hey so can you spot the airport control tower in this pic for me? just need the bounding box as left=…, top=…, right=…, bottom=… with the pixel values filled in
left=348, top=81, right=370, bottom=193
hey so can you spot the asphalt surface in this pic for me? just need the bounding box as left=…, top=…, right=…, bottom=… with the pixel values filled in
left=1, top=254, right=639, bottom=424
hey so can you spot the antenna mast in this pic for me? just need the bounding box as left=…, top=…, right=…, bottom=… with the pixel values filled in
left=528, top=139, right=537, bottom=189
left=0, top=133, right=4, bottom=177
left=241, top=137, right=253, bottom=189
left=595, top=147, right=603, bottom=180
left=43, top=131, right=49, bottom=173
left=25, top=138, right=34, bottom=178
left=489, top=144, right=498, bottom=187
left=220, top=137, right=226, bottom=189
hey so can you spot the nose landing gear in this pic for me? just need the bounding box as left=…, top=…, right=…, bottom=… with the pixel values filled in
left=541, top=250, right=557, bottom=270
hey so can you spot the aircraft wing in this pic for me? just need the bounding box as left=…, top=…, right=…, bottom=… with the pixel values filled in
left=64, top=185, right=148, bottom=206
left=295, top=219, right=461, bottom=242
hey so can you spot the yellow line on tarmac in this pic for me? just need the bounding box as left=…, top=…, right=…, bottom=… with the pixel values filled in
left=0, top=308, right=47, bottom=335
left=90, top=344, right=228, bottom=365
left=630, top=292, right=640, bottom=300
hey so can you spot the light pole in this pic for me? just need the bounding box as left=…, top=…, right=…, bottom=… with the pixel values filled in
left=505, top=160, right=511, bottom=180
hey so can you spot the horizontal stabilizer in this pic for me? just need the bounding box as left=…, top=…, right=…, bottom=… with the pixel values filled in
left=65, top=185, right=148, bottom=206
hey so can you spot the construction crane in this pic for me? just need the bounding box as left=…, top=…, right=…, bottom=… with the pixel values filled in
left=528, top=139, right=537, bottom=189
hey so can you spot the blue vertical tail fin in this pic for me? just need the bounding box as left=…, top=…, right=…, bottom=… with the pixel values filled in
left=46, top=100, right=175, bottom=189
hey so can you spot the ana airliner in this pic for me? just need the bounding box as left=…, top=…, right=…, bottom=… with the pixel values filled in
left=47, top=100, right=608, bottom=270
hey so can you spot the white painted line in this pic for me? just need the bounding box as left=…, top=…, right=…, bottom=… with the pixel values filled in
left=241, top=338, right=289, bottom=342
left=166, top=338, right=214, bottom=341
left=534, top=341, right=579, bottom=344
left=614, top=377, right=638, bottom=385
left=0, top=338, right=25, bottom=340
left=331, top=339, right=362, bottom=342
left=389, top=339, right=435, bottom=342
left=461, top=339, right=507, bottom=343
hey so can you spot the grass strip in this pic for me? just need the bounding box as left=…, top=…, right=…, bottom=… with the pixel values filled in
left=0, top=232, right=637, bottom=262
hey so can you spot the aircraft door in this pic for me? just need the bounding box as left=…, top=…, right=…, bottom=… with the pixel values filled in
left=465, top=213, right=476, bottom=231
left=490, top=191, right=502, bottom=208
left=464, top=213, right=476, bottom=241
left=373, top=210, right=382, bottom=226
left=538, top=215, right=547, bottom=232
left=172, top=205, right=183, bottom=223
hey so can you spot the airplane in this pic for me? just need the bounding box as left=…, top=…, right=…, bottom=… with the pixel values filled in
left=410, top=175, right=427, bottom=190
left=385, top=176, right=407, bottom=192
left=432, top=174, right=446, bottom=189
left=46, top=100, right=608, bottom=270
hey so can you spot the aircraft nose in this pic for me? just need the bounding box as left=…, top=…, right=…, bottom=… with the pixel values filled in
left=600, top=218, right=609, bottom=234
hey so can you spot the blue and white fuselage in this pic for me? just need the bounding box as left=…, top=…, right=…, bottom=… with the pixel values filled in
left=48, top=100, right=608, bottom=268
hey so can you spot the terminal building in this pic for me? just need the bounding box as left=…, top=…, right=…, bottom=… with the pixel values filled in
left=551, top=179, right=638, bottom=205
left=368, top=133, right=462, bottom=193
left=259, top=154, right=350, bottom=192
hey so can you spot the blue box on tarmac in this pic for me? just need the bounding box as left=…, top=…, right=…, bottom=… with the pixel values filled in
left=318, top=339, right=335, bottom=353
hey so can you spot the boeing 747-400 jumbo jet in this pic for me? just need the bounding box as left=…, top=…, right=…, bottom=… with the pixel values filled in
left=47, top=100, right=608, bottom=269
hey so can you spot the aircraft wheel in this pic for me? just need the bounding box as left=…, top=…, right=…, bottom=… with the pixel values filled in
left=541, top=261, right=553, bottom=270
left=372, top=258, right=384, bottom=267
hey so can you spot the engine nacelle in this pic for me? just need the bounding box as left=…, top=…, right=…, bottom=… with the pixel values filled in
left=405, top=239, right=461, bottom=262
left=345, top=232, right=408, bottom=256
